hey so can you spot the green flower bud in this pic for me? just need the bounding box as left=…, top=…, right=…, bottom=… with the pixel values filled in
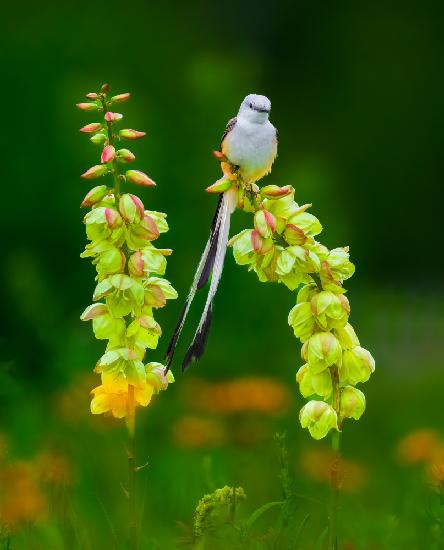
left=81, top=303, right=126, bottom=341
left=81, top=185, right=109, bottom=208
left=299, top=400, right=338, bottom=440
left=139, top=246, right=167, bottom=276
left=283, top=224, right=307, bottom=245
left=264, top=191, right=300, bottom=220
left=116, top=148, right=136, bottom=163
left=310, top=291, right=350, bottom=330
left=303, top=332, right=342, bottom=374
left=93, top=274, right=145, bottom=318
left=94, top=247, right=126, bottom=276
left=126, top=214, right=160, bottom=250
left=81, top=164, right=109, bottom=179
left=296, top=364, right=332, bottom=398
left=97, top=348, right=146, bottom=387
left=340, top=386, right=366, bottom=420
left=144, top=210, right=169, bottom=233
left=126, top=169, right=156, bottom=187
left=321, top=247, right=355, bottom=283
left=206, top=177, right=232, bottom=193
left=254, top=209, right=276, bottom=238
left=287, top=211, right=322, bottom=236
left=126, top=316, right=161, bottom=351
left=145, top=362, right=174, bottom=393
left=297, top=283, right=318, bottom=303
left=340, top=346, right=375, bottom=385
left=288, top=302, right=315, bottom=342
left=90, top=133, right=108, bottom=145
left=334, top=323, right=360, bottom=350
left=119, top=193, right=145, bottom=224
left=76, top=102, right=99, bottom=111
left=229, top=230, right=256, bottom=266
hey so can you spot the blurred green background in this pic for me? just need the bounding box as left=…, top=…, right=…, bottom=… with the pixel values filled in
left=1, top=1, right=444, bottom=548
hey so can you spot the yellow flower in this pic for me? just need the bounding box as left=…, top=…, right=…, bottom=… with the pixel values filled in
left=90, top=376, right=153, bottom=418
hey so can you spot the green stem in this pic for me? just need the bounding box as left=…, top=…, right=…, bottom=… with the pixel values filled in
left=127, top=385, right=137, bottom=550
left=328, top=366, right=341, bottom=550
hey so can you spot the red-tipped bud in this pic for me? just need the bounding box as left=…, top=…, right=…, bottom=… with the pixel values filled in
left=105, top=208, right=122, bottom=228
left=260, top=185, right=293, bottom=199
left=116, top=149, right=135, bottom=163
left=111, top=93, right=130, bottom=103
left=140, top=214, right=160, bottom=240
left=80, top=185, right=109, bottom=208
left=212, top=150, right=227, bottom=161
left=81, top=165, right=108, bottom=179
left=254, top=209, right=277, bottom=237
left=101, top=83, right=110, bottom=93
left=126, top=170, right=155, bottom=187
left=76, top=102, right=99, bottom=111
left=85, top=92, right=99, bottom=100
left=128, top=251, right=145, bottom=278
left=90, top=133, right=107, bottom=145
left=119, top=129, right=146, bottom=140
left=80, top=122, right=102, bottom=133
left=80, top=303, right=108, bottom=320
left=251, top=229, right=263, bottom=252
left=283, top=224, right=307, bottom=245
left=119, top=193, right=145, bottom=223
left=101, top=145, right=116, bottom=164
left=104, top=111, right=123, bottom=122
left=206, top=177, right=232, bottom=193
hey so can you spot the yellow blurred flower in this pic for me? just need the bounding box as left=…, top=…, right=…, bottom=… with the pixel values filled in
left=172, top=416, right=226, bottom=448
left=300, top=447, right=368, bottom=493
left=182, top=377, right=291, bottom=415
left=396, top=429, right=442, bottom=464
left=91, top=375, right=153, bottom=419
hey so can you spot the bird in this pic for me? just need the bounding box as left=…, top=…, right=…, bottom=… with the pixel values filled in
left=165, top=93, right=278, bottom=372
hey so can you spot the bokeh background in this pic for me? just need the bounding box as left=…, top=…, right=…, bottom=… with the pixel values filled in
left=1, top=1, right=444, bottom=548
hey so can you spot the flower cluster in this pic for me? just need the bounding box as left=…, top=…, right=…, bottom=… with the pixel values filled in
left=193, top=485, right=246, bottom=538
left=229, top=184, right=375, bottom=440
left=77, top=84, right=177, bottom=419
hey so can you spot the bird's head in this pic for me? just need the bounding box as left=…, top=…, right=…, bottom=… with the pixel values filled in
left=238, top=94, right=271, bottom=123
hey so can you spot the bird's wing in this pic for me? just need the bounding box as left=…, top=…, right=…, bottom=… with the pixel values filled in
left=220, top=117, right=237, bottom=150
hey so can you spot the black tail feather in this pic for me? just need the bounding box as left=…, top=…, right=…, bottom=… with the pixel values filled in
left=197, top=195, right=223, bottom=290
left=182, top=306, right=213, bottom=372
left=164, top=300, right=189, bottom=371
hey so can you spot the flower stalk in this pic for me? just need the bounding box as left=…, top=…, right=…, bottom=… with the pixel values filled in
left=77, top=83, right=177, bottom=549
left=224, top=161, right=375, bottom=548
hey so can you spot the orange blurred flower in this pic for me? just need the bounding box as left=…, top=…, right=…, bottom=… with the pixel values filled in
left=396, top=429, right=442, bottom=464
left=300, top=447, right=368, bottom=493
left=0, top=461, right=46, bottom=528
left=172, top=416, right=226, bottom=448
left=182, top=377, right=291, bottom=416
left=36, top=451, right=73, bottom=487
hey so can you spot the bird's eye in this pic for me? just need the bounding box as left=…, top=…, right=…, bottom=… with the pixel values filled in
left=249, top=102, right=253, bottom=109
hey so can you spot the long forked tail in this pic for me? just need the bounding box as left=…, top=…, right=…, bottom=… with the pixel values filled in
left=164, top=193, right=224, bottom=370
left=182, top=188, right=236, bottom=371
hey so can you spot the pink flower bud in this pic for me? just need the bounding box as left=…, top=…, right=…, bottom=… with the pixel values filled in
left=119, top=193, right=145, bottom=223
left=80, top=303, right=108, bottom=321
left=251, top=229, right=263, bottom=252
left=85, top=92, right=99, bottom=99
left=126, top=170, right=155, bottom=187
left=104, top=112, right=123, bottom=122
left=105, top=208, right=122, bottom=228
left=80, top=122, right=102, bottom=133
left=212, top=150, right=227, bottom=161
left=119, top=129, right=146, bottom=140
left=260, top=185, right=293, bottom=199
left=81, top=165, right=108, bottom=179
left=254, top=209, right=277, bottom=237
left=111, top=93, right=130, bottom=103
left=101, top=145, right=116, bottom=163
left=128, top=251, right=145, bottom=277
left=76, top=102, right=99, bottom=111
left=116, top=149, right=136, bottom=163
left=80, top=185, right=109, bottom=208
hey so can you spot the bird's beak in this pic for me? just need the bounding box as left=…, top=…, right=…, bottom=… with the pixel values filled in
left=253, top=106, right=270, bottom=113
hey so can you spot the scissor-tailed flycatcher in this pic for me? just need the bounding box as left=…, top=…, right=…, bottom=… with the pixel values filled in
left=165, top=94, right=278, bottom=371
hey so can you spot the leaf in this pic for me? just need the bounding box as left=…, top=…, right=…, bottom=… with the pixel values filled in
left=292, top=513, right=310, bottom=549
left=245, top=501, right=283, bottom=529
